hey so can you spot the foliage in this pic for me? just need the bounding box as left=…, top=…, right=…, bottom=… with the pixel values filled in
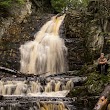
left=50, top=0, right=68, bottom=12
left=85, top=71, right=110, bottom=95
left=88, top=0, right=110, bottom=32
left=0, top=0, right=25, bottom=7
left=51, top=0, right=89, bottom=12
left=0, top=0, right=25, bottom=17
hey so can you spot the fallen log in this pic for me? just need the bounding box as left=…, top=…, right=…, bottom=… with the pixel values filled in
left=0, top=66, right=49, bottom=78
left=0, top=66, right=18, bottom=75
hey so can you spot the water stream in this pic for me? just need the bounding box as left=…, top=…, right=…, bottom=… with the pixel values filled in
left=0, top=80, right=72, bottom=96
left=0, top=74, right=94, bottom=110
left=19, top=14, right=67, bottom=75
left=0, top=14, right=95, bottom=110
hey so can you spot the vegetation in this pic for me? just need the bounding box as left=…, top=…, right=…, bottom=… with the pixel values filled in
left=0, top=0, right=25, bottom=7
left=51, top=0, right=89, bottom=12
left=0, top=0, right=25, bottom=17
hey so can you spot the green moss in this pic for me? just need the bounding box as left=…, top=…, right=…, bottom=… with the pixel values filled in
left=78, top=64, right=96, bottom=76
left=0, top=0, right=25, bottom=8
left=0, top=0, right=25, bottom=17
left=85, top=72, right=110, bottom=95
left=77, top=63, right=110, bottom=96
left=51, top=0, right=89, bottom=12
left=68, top=86, right=88, bottom=97
left=78, top=64, right=88, bottom=75
left=51, top=0, right=68, bottom=12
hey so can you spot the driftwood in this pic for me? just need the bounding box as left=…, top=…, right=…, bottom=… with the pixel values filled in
left=0, top=66, right=19, bottom=74
left=0, top=66, right=82, bottom=78
left=0, top=66, right=49, bottom=77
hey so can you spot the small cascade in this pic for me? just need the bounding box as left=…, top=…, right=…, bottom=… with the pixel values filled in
left=0, top=101, right=69, bottom=110
left=38, top=102, right=68, bottom=110
left=0, top=79, right=74, bottom=96
left=19, top=14, right=67, bottom=75
left=0, top=13, right=90, bottom=110
left=0, top=70, right=87, bottom=110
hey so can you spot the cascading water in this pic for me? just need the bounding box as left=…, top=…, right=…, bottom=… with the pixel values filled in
left=19, top=14, right=67, bottom=75
left=0, top=14, right=90, bottom=110
left=0, top=101, right=69, bottom=110
left=0, top=79, right=73, bottom=96
left=0, top=14, right=75, bottom=110
left=0, top=78, right=75, bottom=110
left=0, top=74, right=88, bottom=110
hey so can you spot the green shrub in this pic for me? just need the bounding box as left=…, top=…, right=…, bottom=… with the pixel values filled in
left=51, top=0, right=68, bottom=12
left=51, top=0, right=89, bottom=12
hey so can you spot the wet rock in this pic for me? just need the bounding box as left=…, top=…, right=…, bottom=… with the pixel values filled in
left=0, top=0, right=55, bottom=70
left=64, top=11, right=86, bottom=70
left=0, top=17, right=13, bottom=38
left=64, top=10, right=104, bottom=70
left=9, top=0, right=32, bottom=23
left=68, top=86, right=88, bottom=97
left=85, top=72, right=110, bottom=95
left=0, top=95, right=3, bottom=100
left=0, top=0, right=32, bottom=38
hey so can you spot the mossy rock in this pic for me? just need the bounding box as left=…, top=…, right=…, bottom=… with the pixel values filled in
left=79, top=63, right=97, bottom=75
left=68, top=86, right=88, bottom=97
left=85, top=72, right=110, bottom=95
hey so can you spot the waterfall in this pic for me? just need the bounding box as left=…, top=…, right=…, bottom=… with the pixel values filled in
left=19, top=14, right=67, bottom=75
left=39, top=102, right=68, bottom=110
left=0, top=79, right=73, bottom=96
left=0, top=14, right=78, bottom=110
left=0, top=102, right=68, bottom=110
left=0, top=74, right=87, bottom=110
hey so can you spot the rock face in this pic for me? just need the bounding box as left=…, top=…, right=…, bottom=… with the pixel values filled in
left=9, top=0, right=32, bottom=23
left=64, top=10, right=104, bottom=70
left=0, top=0, right=54, bottom=70
left=0, top=0, right=32, bottom=70
left=0, top=0, right=32, bottom=39
left=0, top=0, right=107, bottom=71
left=65, top=11, right=86, bottom=70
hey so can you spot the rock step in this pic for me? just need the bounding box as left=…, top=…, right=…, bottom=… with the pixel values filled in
left=1, top=96, right=76, bottom=102
left=0, top=95, right=98, bottom=110
left=0, top=96, right=75, bottom=110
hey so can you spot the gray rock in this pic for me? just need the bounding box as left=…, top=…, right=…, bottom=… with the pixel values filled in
left=9, top=0, right=32, bottom=23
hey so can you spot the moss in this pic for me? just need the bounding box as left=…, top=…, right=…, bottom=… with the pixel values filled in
left=51, top=0, right=89, bottom=12
left=68, top=86, right=88, bottom=97
left=69, top=72, right=110, bottom=97
left=85, top=72, right=110, bottom=95
left=0, top=0, right=25, bottom=7
left=78, top=64, right=96, bottom=76
left=74, top=60, right=110, bottom=96
left=0, top=0, right=25, bottom=17
left=78, top=64, right=88, bottom=75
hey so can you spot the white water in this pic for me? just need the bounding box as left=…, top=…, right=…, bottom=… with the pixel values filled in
left=0, top=101, right=68, bottom=110
left=0, top=79, right=74, bottom=97
left=28, top=91, right=69, bottom=97
left=5, top=90, right=69, bottom=97
left=0, top=15, right=70, bottom=110
left=19, top=14, right=67, bottom=75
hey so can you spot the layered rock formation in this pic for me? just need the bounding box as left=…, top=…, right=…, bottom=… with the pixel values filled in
left=0, top=0, right=110, bottom=71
